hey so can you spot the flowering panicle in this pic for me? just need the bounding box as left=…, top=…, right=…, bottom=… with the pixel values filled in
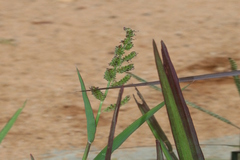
left=90, top=27, right=137, bottom=111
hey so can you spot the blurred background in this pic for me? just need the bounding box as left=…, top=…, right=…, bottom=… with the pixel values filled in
left=0, top=0, right=239, bottom=159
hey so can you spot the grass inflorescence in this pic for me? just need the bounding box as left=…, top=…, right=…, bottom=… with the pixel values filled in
left=90, top=27, right=137, bottom=112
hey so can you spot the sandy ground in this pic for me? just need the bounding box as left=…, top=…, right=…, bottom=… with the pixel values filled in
left=0, top=0, right=240, bottom=159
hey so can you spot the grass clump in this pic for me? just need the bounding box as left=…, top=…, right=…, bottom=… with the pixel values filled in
left=77, top=28, right=240, bottom=160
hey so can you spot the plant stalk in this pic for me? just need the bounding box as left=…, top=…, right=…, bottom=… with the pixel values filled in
left=95, top=81, right=111, bottom=126
left=82, top=141, right=91, bottom=160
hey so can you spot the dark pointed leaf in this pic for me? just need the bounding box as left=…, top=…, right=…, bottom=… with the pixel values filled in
left=153, top=39, right=204, bottom=159
left=156, top=140, right=164, bottom=160
left=105, top=87, right=124, bottom=160
left=133, top=87, right=178, bottom=159
left=94, top=100, right=166, bottom=160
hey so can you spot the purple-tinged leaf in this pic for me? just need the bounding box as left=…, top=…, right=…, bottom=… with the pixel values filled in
left=156, top=140, right=164, bottom=160
left=105, top=86, right=124, bottom=160
left=133, top=87, right=178, bottom=159
left=153, top=39, right=204, bottom=159
left=161, top=40, right=204, bottom=159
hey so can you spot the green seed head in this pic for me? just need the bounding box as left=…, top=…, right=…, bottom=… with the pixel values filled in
left=111, top=74, right=132, bottom=87
left=115, top=45, right=125, bottom=56
left=104, top=68, right=116, bottom=81
left=109, top=56, right=123, bottom=67
left=122, top=51, right=137, bottom=62
left=116, top=64, right=134, bottom=73
left=90, top=86, right=106, bottom=101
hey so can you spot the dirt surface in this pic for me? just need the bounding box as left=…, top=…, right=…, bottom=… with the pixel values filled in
left=0, top=0, right=240, bottom=159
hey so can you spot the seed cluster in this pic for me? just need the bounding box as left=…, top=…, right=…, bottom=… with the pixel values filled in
left=106, top=27, right=136, bottom=86
left=90, top=86, right=106, bottom=101
left=90, top=27, right=137, bottom=111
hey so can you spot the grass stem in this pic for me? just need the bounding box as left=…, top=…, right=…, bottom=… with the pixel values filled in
left=82, top=141, right=91, bottom=160
left=95, top=81, right=111, bottom=126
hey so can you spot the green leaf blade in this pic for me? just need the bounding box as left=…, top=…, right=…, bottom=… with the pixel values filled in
left=156, top=140, right=164, bottom=160
left=133, top=87, right=177, bottom=160
left=161, top=40, right=204, bottom=159
left=77, top=68, right=96, bottom=143
left=153, top=40, right=204, bottom=160
left=0, top=100, right=27, bottom=144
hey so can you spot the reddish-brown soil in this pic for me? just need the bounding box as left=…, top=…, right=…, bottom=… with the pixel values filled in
left=0, top=0, right=239, bottom=159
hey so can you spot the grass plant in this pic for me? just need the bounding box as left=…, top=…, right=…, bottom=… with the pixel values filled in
left=77, top=28, right=137, bottom=159
left=77, top=28, right=240, bottom=160
left=0, top=28, right=239, bottom=159
left=0, top=100, right=27, bottom=143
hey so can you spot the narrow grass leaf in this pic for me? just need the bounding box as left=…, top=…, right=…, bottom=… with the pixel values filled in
left=30, top=154, right=35, bottom=160
left=156, top=140, right=164, bottom=160
left=186, top=101, right=240, bottom=129
left=94, top=100, right=166, bottom=160
left=153, top=40, right=204, bottom=159
left=105, top=86, right=124, bottom=160
left=0, top=100, right=27, bottom=144
left=76, top=68, right=96, bottom=142
left=133, top=87, right=177, bottom=160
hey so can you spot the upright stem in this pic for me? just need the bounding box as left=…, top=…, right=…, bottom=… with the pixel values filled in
left=82, top=141, right=91, bottom=160
left=95, top=81, right=111, bottom=126
left=95, top=100, right=103, bottom=127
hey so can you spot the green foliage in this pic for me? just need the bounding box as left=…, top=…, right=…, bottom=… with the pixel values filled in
left=94, top=101, right=166, bottom=160
left=77, top=68, right=96, bottom=143
left=91, top=27, right=137, bottom=117
left=153, top=40, right=204, bottom=159
left=77, top=68, right=96, bottom=160
left=79, top=28, right=240, bottom=160
left=0, top=100, right=27, bottom=144
left=80, top=28, right=137, bottom=160
left=91, top=27, right=137, bottom=112
left=186, top=101, right=240, bottom=129
left=134, top=87, right=178, bottom=159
